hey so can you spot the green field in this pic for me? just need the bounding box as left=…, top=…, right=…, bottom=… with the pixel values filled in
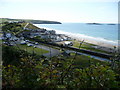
left=52, top=52, right=109, bottom=69
left=72, top=40, right=111, bottom=54
left=73, top=54, right=109, bottom=68
left=16, top=44, right=49, bottom=55
left=64, top=53, right=109, bottom=68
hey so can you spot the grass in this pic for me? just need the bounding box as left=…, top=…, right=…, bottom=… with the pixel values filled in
left=28, top=38, right=63, bottom=51
left=70, top=53, right=109, bottom=68
left=0, top=40, right=2, bottom=58
left=52, top=53, right=109, bottom=69
left=29, top=38, right=111, bottom=55
left=0, top=39, right=2, bottom=43
left=20, top=22, right=27, bottom=27
left=26, top=23, right=40, bottom=29
left=72, top=40, right=111, bottom=54
left=16, top=44, right=49, bottom=55
left=0, top=23, right=5, bottom=27
left=0, top=18, right=8, bottom=23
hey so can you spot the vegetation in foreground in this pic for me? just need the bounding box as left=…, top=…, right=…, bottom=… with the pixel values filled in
left=2, top=45, right=120, bottom=89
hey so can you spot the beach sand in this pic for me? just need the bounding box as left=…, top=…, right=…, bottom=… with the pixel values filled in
left=34, top=25, right=119, bottom=53
left=69, top=35, right=119, bottom=53
left=55, top=30, right=119, bottom=53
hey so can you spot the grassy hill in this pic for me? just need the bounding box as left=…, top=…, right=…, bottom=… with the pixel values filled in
left=0, top=18, right=62, bottom=24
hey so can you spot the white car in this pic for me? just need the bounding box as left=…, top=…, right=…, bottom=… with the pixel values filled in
left=25, top=40, right=29, bottom=42
left=20, top=41, right=26, bottom=44
left=27, top=43, right=33, bottom=46
left=35, top=42, right=39, bottom=45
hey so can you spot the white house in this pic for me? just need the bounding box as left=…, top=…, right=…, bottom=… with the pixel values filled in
left=9, top=36, right=19, bottom=41
left=45, top=30, right=56, bottom=35
left=40, top=34, right=57, bottom=40
left=64, top=41, right=73, bottom=46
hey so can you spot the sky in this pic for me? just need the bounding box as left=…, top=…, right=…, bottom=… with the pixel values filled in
left=0, top=0, right=119, bottom=23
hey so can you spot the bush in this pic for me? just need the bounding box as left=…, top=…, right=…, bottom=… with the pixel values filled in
left=2, top=56, right=119, bottom=89
left=2, top=45, right=119, bottom=89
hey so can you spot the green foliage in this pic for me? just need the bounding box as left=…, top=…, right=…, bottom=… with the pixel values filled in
left=2, top=22, right=22, bottom=35
left=33, top=36, right=45, bottom=42
left=110, top=51, right=120, bottom=73
left=2, top=45, right=42, bottom=66
left=110, top=51, right=120, bottom=85
left=2, top=42, right=119, bottom=89
left=70, top=64, right=118, bottom=88
left=2, top=18, right=119, bottom=89
left=2, top=45, right=25, bottom=65
left=2, top=57, right=38, bottom=88
left=2, top=55, right=119, bottom=89
left=25, top=23, right=40, bottom=29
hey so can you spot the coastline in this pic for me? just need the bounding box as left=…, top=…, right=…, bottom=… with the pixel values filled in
left=55, top=30, right=118, bottom=49
left=34, top=24, right=118, bottom=50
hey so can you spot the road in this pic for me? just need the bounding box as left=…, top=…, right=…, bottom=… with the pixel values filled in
left=24, top=23, right=29, bottom=29
left=4, top=39, right=111, bottom=61
left=65, top=50, right=110, bottom=62
left=9, top=39, right=61, bottom=57
left=36, top=44, right=60, bottom=57
left=35, top=42, right=110, bottom=61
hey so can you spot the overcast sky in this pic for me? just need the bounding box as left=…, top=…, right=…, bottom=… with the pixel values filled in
left=0, top=0, right=119, bottom=23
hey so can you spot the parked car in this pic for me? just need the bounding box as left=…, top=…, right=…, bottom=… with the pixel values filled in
left=35, top=42, right=39, bottom=45
left=25, top=40, right=29, bottom=42
left=3, top=42, right=9, bottom=45
left=14, top=38, right=19, bottom=41
left=8, top=43, right=14, bottom=46
left=20, top=41, right=26, bottom=44
left=27, top=43, right=33, bottom=47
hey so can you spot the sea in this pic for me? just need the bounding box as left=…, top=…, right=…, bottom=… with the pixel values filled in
left=34, top=23, right=119, bottom=47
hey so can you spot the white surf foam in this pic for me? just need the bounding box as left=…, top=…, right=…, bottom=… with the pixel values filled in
left=35, top=25, right=119, bottom=48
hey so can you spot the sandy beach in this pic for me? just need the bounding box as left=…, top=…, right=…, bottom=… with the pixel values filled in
left=55, top=29, right=119, bottom=53
left=34, top=25, right=119, bottom=53
left=68, top=34, right=118, bottom=48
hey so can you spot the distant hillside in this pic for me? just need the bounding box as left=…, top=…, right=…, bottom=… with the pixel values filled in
left=0, top=18, right=62, bottom=24
left=86, top=23, right=102, bottom=25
